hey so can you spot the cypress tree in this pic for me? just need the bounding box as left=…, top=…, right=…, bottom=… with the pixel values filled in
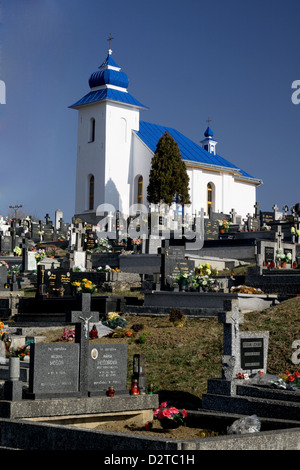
left=147, top=132, right=190, bottom=206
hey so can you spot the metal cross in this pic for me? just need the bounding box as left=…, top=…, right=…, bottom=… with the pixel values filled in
left=107, top=33, right=114, bottom=50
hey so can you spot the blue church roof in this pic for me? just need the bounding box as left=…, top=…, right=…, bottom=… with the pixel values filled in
left=69, top=51, right=148, bottom=110
left=135, top=121, right=261, bottom=183
left=69, top=88, right=148, bottom=109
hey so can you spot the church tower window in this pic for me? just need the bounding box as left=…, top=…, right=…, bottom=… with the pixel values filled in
left=89, top=175, right=94, bottom=210
left=89, top=118, right=96, bottom=142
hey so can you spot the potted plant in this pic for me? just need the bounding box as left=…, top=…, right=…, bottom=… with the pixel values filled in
left=219, top=220, right=230, bottom=233
left=153, top=402, right=187, bottom=429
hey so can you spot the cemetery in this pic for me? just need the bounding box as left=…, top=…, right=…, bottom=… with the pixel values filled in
left=0, top=203, right=299, bottom=450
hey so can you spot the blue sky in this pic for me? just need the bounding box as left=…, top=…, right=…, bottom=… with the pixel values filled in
left=0, top=0, right=299, bottom=223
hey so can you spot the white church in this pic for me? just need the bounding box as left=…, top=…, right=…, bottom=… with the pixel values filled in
left=70, top=46, right=262, bottom=225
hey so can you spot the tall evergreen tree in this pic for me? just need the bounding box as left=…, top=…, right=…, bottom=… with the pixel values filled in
left=147, top=132, right=190, bottom=206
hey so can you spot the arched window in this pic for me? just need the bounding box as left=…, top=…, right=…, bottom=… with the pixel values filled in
left=89, top=118, right=95, bottom=142
left=89, top=175, right=94, bottom=210
left=137, top=176, right=143, bottom=204
left=207, top=182, right=213, bottom=216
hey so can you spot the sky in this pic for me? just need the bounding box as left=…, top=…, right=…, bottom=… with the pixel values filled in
left=0, top=0, right=299, bottom=224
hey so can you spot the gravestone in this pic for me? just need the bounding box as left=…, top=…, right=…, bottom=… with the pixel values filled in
left=23, top=250, right=37, bottom=272
left=204, top=219, right=219, bottom=240
left=0, top=340, right=5, bottom=364
left=160, top=239, right=194, bottom=290
left=0, top=236, right=12, bottom=254
left=0, top=265, right=8, bottom=291
left=28, top=343, right=80, bottom=398
left=88, top=344, right=128, bottom=395
left=260, top=211, right=274, bottom=226
left=37, top=265, right=72, bottom=297
left=203, top=303, right=269, bottom=398
left=219, top=304, right=269, bottom=381
left=83, top=230, right=97, bottom=252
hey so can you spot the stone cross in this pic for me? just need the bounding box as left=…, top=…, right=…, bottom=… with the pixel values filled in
left=254, top=201, right=260, bottom=218
left=69, top=293, right=99, bottom=396
left=219, top=302, right=244, bottom=380
left=74, top=222, right=85, bottom=252
left=275, top=225, right=283, bottom=249
left=272, top=204, right=280, bottom=220
left=230, top=208, right=237, bottom=224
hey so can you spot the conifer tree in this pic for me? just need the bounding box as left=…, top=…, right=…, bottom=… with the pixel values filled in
left=147, top=132, right=190, bottom=206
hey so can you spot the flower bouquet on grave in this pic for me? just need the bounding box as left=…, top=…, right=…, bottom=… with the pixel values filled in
left=278, top=371, right=300, bottom=389
left=153, top=402, right=187, bottom=429
left=102, top=311, right=128, bottom=330
left=35, top=249, right=46, bottom=263
left=11, top=344, right=30, bottom=361
left=173, top=270, right=190, bottom=289
left=9, top=264, right=21, bottom=275
left=13, top=246, right=22, bottom=256
left=0, top=261, right=9, bottom=270
left=284, top=252, right=292, bottom=265
left=72, top=278, right=97, bottom=294
left=195, top=263, right=212, bottom=276
left=219, top=220, right=230, bottom=232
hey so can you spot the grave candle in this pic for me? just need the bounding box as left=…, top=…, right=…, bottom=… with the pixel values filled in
left=130, top=379, right=139, bottom=395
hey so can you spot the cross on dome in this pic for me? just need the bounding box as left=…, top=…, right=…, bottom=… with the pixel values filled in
left=107, top=33, right=114, bottom=54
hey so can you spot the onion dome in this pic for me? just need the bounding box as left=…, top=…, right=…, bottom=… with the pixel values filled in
left=89, top=69, right=129, bottom=89
left=88, top=50, right=129, bottom=90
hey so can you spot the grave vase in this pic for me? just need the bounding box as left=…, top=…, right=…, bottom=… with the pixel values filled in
left=281, top=262, right=287, bottom=268
left=160, top=419, right=179, bottom=430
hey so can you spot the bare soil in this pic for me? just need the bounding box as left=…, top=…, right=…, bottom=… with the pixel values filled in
left=94, top=417, right=220, bottom=440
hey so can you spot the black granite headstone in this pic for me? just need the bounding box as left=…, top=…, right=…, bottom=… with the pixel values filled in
left=240, top=337, right=264, bottom=371
left=43, top=267, right=72, bottom=297
left=264, top=246, right=275, bottom=263
left=260, top=212, right=275, bottom=225
left=83, top=230, right=97, bottom=251
left=204, top=219, right=219, bottom=240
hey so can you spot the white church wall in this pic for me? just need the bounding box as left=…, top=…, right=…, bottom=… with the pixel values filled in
left=75, top=103, right=106, bottom=215
left=184, top=167, right=256, bottom=219
left=104, top=102, right=140, bottom=216
left=131, top=133, right=152, bottom=207
left=229, top=179, right=257, bottom=217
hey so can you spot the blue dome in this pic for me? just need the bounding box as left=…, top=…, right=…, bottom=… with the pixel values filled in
left=89, top=69, right=129, bottom=89
left=204, top=126, right=214, bottom=138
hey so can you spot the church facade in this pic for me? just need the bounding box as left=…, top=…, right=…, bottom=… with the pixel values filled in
left=70, top=47, right=262, bottom=225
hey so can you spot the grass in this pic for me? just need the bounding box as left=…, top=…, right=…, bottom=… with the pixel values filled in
left=37, top=294, right=300, bottom=410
